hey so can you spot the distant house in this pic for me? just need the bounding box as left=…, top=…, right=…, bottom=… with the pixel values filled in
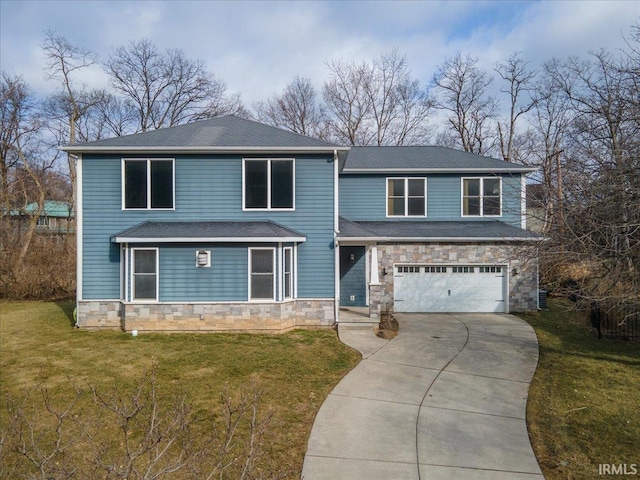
left=10, top=200, right=75, bottom=234
left=61, top=116, right=543, bottom=332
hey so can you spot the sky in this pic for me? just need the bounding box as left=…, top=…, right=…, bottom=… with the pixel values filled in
left=1, top=0, right=639, bottom=109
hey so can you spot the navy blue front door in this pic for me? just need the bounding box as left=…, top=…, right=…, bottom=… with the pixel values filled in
left=340, top=246, right=366, bottom=307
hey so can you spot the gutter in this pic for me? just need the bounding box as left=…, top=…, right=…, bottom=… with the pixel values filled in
left=59, top=145, right=351, bottom=155
left=341, top=167, right=537, bottom=174
left=336, top=236, right=547, bottom=243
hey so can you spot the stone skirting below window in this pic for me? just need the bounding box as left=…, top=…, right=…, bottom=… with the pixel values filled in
left=368, top=242, right=538, bottom=318
left=75, top=299, right=335, bottom=332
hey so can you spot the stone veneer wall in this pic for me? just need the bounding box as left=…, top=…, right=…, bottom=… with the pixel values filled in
left=76, top=300, right=123, bottom=329
left=76, top=299, right=335, bottom=332
left=369, top=242, right=538, bottom=317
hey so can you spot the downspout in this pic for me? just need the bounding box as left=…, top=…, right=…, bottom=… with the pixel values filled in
left=536, top=255, right=540, bottom=311
left=333, top=149, right=340, bottom=324
left=521, top=174, right=527, bottom=230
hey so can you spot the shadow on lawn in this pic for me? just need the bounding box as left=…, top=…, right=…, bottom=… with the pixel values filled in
left=54, top=298, right=76, bottom=328
left=522, top=304, right=640, bottom=366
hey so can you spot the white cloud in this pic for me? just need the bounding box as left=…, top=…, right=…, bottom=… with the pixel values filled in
left=1, top=0, right=637, bottom=107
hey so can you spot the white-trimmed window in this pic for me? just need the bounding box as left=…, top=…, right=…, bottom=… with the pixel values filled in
left=37, top=216, right=50, bottom=226
left=243, top=159, right=295, bottom=210
left=387, top=178, right=426, bottom=217
left=462, top=177, right=501, bottom=216
left=249, top=248, right=275, bottom=300
left=132, top=248, right=158, bottom=301
left=283, top=247, right=293, bottom=299
left=123, top=158, right=175, bottom=210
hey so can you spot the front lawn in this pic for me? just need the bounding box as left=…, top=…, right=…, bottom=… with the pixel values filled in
left=0, top=301, right=360, bottom=479
left=521, top=299, right=640, bottom=479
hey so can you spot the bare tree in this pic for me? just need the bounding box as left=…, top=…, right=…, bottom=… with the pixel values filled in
left=322, top=58, right=373, bottom=145
left=255, top=76, right=326, bottom=138
left=536, top=46, right=640, bottom=307
left=42, top=30, right=104, bottom=199
left=495, top=52, right=537, bottom=162
left=323, top=50, right=433, bottom=145
left=526, top=60, right=575, bottom=234
left=106, top=39, right=245, bottom=132
left=364, top=50, right=434, bottom=146
left=432, top=52, right=497, bottom=154
left=0, top=74, right=59, bottom=269
left=0, top=74, right=39, bottom=212
left=1, top=371, right=282, bottom=480
left=194, top=81, right=249, bottom=120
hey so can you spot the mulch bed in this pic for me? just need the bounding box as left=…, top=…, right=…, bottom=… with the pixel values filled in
left=376, top=312, right=399, bottom=339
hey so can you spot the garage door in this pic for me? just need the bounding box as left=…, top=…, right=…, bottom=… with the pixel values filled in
left=394, top=265, right=506, bottom=313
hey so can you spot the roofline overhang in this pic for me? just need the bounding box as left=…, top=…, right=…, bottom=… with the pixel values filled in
left=341, top=167, right=537, bottom=174
left=60, top=145, right=349, bottom=155
left=112, top=235, right=306, bottom=244
left=336, top=236, right=545, bottom=242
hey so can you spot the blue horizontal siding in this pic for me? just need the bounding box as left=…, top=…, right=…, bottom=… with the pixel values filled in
left=339, top=173, right=523, bottom=227
left=81, top=154, right=335, bottom=301
left=159, top=244, right=248, bottom=302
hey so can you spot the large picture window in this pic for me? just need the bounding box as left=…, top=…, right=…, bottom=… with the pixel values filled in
left=462, top=177, right=501, bottom=216
left=387, top=178, right=426, bottom=217
left=243, top=159, right=294, bottom=210
left=123, top=159, right=174, bottom=209
left=249, top=248, right=275, bottom=300
left=132, top=248, right=158, bottom=301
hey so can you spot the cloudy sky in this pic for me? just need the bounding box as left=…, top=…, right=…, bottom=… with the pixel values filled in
left=1, top=0, right=638, bottom=107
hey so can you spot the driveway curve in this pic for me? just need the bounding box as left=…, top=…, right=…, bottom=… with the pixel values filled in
left=302, top=313, right=543, bottom=480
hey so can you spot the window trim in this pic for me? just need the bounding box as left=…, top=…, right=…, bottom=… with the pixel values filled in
left=242, top=158, right=295, bottom=211
left=248, top=247, right=276, bottom=301
left=461, top=176, right=502, bottom=217
left=122, top=158, right=175, bottom=211
left=386, top=177, right=427, bottom=218
left=131, top=247, right=159, bottom=302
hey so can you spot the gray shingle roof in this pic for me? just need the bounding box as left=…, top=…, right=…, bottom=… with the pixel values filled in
left=338, top=217, right=542, bottom=241
left=112, top=220, right=306, bottom=243
left=63, top=116, right=341, bottom=153
left=341, top=146, right=535, bottom=173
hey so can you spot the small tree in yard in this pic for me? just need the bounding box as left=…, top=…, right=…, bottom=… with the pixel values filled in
left=1, top=369, right=283, bottom=480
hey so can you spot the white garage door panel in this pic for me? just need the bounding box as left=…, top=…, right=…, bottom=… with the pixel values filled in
left=394, top=265, right=506, bottom=313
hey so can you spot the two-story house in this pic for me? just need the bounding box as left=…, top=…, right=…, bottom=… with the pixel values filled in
left=62, top=116, right=541, bottom=332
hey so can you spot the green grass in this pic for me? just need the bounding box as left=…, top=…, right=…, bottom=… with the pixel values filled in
left=520, top=299, right=640, bottom=480
left=0, top=300, right=361, bottom=478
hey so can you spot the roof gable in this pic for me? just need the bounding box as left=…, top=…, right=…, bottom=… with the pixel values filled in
left=62, top=115, right=342, bottom=153
left=341, top=146, right=535, bottom=173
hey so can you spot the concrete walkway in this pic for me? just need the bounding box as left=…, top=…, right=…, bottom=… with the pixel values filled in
left=302, top=313, right=543, bottom=480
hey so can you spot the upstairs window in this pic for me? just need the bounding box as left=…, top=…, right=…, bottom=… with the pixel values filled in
left=243, top=159, right=294, bottom=210
left=462, top=177, right=501, bottom=216
left=123, top=159, right=174, bottom=210
left=387, top=178, right=426, bottom=217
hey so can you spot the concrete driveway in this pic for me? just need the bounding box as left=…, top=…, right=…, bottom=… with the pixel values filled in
left=302, top=313, right=543, bottom=480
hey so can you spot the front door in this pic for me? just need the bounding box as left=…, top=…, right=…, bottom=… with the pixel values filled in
left=340, top=246, right=366, bottom=307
